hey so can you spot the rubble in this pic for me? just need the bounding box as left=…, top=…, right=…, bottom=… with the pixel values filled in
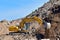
left=0, top=23, right=9, bottom=35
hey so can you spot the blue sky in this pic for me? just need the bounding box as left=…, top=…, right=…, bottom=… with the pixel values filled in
left=0, top=0, right=49, bottom=21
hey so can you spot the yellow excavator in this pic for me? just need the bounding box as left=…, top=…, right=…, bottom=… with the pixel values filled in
left=9, top=16, right=43, bottom=32
left=9, top=16, right=50, bottom=38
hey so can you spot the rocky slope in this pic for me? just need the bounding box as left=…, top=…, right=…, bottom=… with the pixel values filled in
left=0, top=0, right=60, bottom=40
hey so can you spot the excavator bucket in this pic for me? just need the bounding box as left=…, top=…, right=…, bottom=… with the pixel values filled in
left=9, top=26, right=19, bottom=32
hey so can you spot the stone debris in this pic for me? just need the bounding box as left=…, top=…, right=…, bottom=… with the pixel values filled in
left=0, top=23, right=9, bottom=35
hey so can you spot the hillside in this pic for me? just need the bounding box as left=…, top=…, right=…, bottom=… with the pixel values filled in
left=0, top=0, right=60, bottom=40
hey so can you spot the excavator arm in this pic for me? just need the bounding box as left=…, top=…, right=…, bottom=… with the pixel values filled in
left=19, top=16, right=43, bottom=29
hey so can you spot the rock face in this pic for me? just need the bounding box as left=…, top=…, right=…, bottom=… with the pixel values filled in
left=0, top=0, right=60, bottom=40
